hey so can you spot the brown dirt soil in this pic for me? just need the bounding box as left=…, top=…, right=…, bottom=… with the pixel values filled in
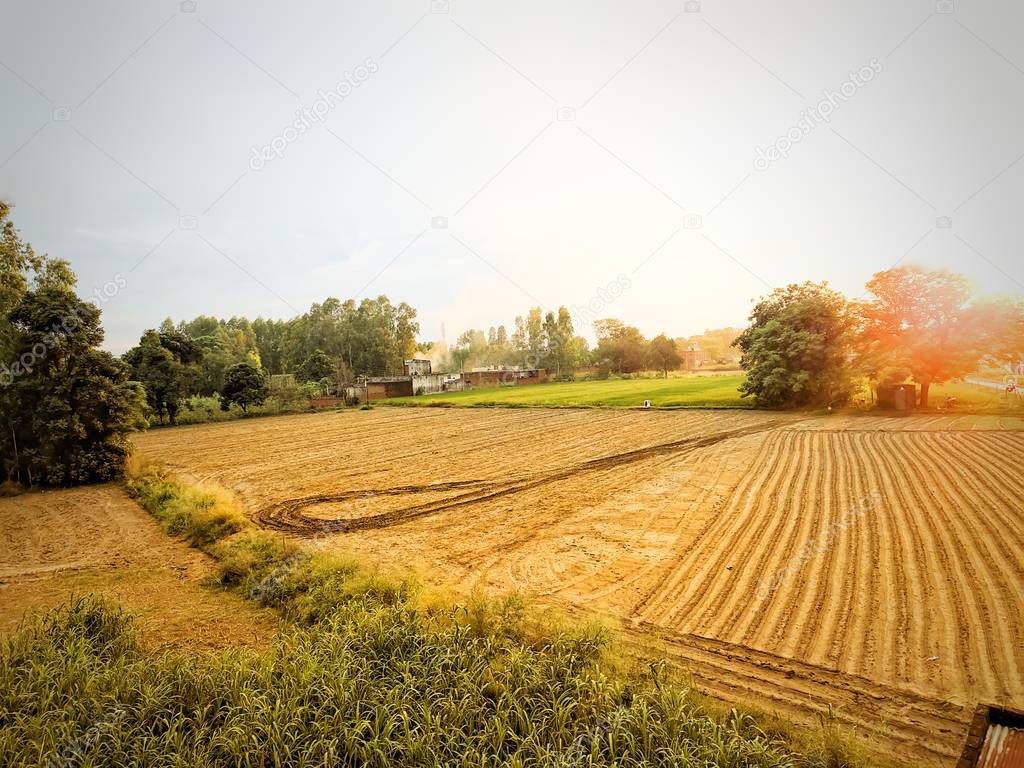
left=133, top=408, right=1024, bottom=765
left=0, top=484, right=277, bottom=652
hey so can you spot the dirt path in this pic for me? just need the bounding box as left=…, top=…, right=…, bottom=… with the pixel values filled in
left=0, top=485, right=276, bottom=651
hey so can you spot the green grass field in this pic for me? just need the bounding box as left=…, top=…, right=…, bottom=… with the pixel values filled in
left=386, top=374, right=750, bottom=409
left=383, top=374, right=1024, bottom=413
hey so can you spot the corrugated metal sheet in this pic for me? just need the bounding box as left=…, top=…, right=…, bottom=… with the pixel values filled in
left=979, top=724, right=1024, bottom=768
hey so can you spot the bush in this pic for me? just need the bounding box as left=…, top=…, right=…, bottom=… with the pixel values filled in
left=124, top=458, right=248, bottom=548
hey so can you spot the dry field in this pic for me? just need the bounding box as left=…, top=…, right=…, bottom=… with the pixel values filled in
left=133, top=408, right=1024, bottom=765
left=0, top=486, right=275, bottom=651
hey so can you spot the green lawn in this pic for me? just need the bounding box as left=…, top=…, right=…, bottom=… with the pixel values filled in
left=385, top=374, right=750, bottom=409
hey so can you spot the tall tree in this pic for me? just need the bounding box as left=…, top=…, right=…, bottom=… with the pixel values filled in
left=542, top=307, right=578, bottom=377
left=736, top=282, right=858, bottom=408
left=860, top=267, right=1010, bottom=406
left=124, top=330, right=203, bottom=425
left=297, top=349, right=334, bottom=383
left=2, top=204, right=142, bottom=486
left=3, top=286, right=144, bottom=486
left=220, top=363, right=268, bottom=415
left=648, top=334, right=682, bottom=377
left=594, top=319, right=647, bottom=374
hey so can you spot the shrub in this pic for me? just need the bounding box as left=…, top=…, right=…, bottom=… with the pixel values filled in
left=124, top=459, right=248, bottom=548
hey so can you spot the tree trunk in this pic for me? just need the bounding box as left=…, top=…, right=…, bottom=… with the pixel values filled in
left=919, top=380, right=931, bottom=409
left=9, top=423, right=21, bottom=485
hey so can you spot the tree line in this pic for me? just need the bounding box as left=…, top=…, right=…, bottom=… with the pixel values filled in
left=737, top=268, right=1024, bottom=408
left=435, top=310, right=740, bottom=378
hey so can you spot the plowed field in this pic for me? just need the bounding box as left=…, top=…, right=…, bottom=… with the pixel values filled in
left=134, top=408, right=1024, bottom=765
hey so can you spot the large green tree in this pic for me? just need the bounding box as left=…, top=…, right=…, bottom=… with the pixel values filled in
left=736, top=282, right=858, bottom=408
left=297, top=349, right=333, bottom=383
left=2, top=286, right=144, bottom=486
left=2, top=203, right=143, bottom=486
left=220, top=362, right=268, bottom=415
left=648, top=334, right=682, bottom=377
left=124, top=330, right=202, bottom=425
left=594, top=319, right=648, bottom=374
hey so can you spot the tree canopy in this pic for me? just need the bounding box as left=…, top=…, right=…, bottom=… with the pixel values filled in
left=220, top=363, right=268, bottom=414
left=1, top=203, right=143, bottom=486
left=124, top=330, right=203, bottom=425
left=648, top=334, right=682, bottom=377
left=736, top=282, right=859, bottom=408
left=860, top=266, right=1020, bottom=405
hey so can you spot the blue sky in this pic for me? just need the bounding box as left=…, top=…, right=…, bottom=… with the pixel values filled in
left=2, top=0, right=1022, bottom=352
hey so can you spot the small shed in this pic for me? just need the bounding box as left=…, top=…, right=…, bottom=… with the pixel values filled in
left=958, top=705, right=1024, bottom=768
left=877, top=383, right=918, bottom=410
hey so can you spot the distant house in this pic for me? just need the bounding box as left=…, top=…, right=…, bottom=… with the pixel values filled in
left=682, top=342, right=706, bottom=370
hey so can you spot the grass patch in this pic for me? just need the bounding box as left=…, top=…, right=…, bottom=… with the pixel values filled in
left=385, top=374, right=750, bottom=409
left=0, top=593, right=848, bottom=768
left=124, top=457, right=248, bottom=548
left=0, top=463, right=880, bottom=766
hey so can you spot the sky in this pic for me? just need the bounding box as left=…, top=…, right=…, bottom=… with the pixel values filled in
left=1, top=0, right=1022, bottom=353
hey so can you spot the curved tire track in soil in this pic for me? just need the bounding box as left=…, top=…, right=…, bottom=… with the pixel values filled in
left=251, top=420, right=788, bottom=534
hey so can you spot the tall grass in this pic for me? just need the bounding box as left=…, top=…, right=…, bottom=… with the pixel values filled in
left=124, top=457, right=248, bottom=547
left=0, top=463, right=876, bottom=767
left=0, top=596, right=834, bottom=768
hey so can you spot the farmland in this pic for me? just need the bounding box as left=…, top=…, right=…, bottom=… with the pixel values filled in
left=133, top=407, right=1024, bottom=766
left=383, top=373, right=1024, bottom=413
left=386, top=373, right=750, bottom=408
left=0, top=486, right=274, bottom=650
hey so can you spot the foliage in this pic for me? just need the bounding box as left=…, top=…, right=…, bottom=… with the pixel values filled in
left=125, top=458, right=249, bottom=547
left=440, top=305, right=589, bottom=375
left=736, top=282, right=859, bottom=408
left=4, top=202, right=145, bottom=486
left=860, top=266, right=1023, bottom=406
left=297, top=348, right=333, bottom=383
left=0, top=591, right=847, bottom=768
left=220, top=362, right=268, bottom=415
left=594, top=319, right=649, bottom=374
left=648, top=334, right=682, bottom=377
left=6, top=465, right=868, bottom=768
left=123, top=330, right=202, bottom=425
left=160, top=296, right=420, bottom=395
